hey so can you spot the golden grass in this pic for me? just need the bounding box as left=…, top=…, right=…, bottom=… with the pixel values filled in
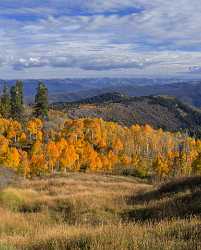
left=0, top=172, right=200, bottom=250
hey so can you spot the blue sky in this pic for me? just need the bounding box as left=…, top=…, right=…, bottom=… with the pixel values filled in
left=0, top=0, right=201, bottom=79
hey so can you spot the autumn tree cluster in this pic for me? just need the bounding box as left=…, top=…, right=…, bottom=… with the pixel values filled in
left=0, top=117, right=201, bottom=178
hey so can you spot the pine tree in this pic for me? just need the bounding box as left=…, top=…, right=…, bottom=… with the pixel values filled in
left=0, top=83, right=11, bottom=118
left=10, top=81, right=24, bottom=120
left=16, top=80, right=23, bottom=106
left=34, top=82, right=48, bottom=119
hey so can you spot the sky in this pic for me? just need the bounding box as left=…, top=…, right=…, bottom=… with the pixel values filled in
left=0, top=0, right=201, bottom=79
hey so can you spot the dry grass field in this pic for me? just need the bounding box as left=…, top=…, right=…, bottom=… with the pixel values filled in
left=0, top=172, right=200, bottom=250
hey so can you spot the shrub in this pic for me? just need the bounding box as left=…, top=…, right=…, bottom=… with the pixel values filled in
left=0, top=188, right=40, bottom=212
left=0, top=244, right=17, bottom=250
left=112, top=165, right=148, bottom=178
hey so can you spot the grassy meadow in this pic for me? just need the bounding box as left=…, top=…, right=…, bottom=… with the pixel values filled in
left=0, top=172, right=200, bottom=250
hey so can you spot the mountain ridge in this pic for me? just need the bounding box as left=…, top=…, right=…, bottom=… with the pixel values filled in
left=52, top=93, right=201, bottom=137
left=1, top=78, right=201, bottom=107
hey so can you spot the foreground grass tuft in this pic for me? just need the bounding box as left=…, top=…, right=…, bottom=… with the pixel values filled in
left=0, top=173, right=200, bottom=249
left=0, top=188, right=41, bottom=212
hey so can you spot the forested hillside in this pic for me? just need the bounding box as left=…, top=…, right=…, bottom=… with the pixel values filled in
left=0, top=82, right=200, bottom=179
left=53, top=93, right=201, bottom=137
left=1, top=117, right=201, bottom=178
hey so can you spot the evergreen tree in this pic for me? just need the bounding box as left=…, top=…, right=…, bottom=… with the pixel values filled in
left=0, top=83, right=11, bottom=118
left=16, top=80, right=23, bottom=106
left=10, top=81, right=24, bottom=120
left=34, top=82, right=48, bottom=119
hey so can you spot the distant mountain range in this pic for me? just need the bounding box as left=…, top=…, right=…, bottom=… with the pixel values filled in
left=1, top=78, right=201, bottom=107
left=52, top=92, right=201, bottom=137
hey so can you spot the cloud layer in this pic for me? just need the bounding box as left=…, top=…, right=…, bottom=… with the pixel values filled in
left=0, top=0, right=201, bottom=78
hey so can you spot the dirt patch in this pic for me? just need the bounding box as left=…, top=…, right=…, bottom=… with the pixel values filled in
left=0, top=167, right=21, bottom=189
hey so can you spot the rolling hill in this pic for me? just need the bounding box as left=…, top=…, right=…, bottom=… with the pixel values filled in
left=116, top=81, right=201, bottom=108
left=52, top=93, right=201, bottom=137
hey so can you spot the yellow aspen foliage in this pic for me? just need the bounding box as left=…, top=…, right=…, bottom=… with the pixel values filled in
left=0, top=119, right=10, bottom=135
left=45, top=141, right=60, bottom=173
left=144, top=124, right=154, bottom=134
left=130, top=124, right=141, bottom=133
left=100, top=155, right=110, bottom=170
left=112, top=138, right=124, bottom=153
left=19, top=132, right=27, bottom=144
left=27, top=118, right=43, bottom=140
left=121, top=155, right=132, bottom=165
left=94, top=155, right=103, bottom=171
left=31, top=140, right=43, bottom=155
left=98, top=137, right=107, bottom=149
left=0, top=116, right=201, bottom=178
left=30, top=153, right=48, bottom=176
left=7, top=120, right=21, bottom=142
left=48, top=129, right=58, bottom=140
left=131, top=154, right=140, bottom=166
left=191, top=153, right=201, bottom=175
left=19, top=150, right=30, bottom=178
left=107, top=150, right=118, bottom=169
left=83, top=118, right=105, bottom=147
left=196, top=140, right=201, bottom=153
left=0, top=136, right=9, bottom=163
left=84, top=144, right=103, bottom=171
left=56, top=138, right=68, bottom=155
left=59, top=143, right=78, bottom=172
left=5, top=147, right=20, bottom=170
left=63, top=119, right=84, bottom=143
left=152, top=156, right=169, bottom=178
left=36, top=130, right=43, bottom=142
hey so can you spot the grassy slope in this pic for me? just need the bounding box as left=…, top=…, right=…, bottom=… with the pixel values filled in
left=0, top=173, right=200, bottom=250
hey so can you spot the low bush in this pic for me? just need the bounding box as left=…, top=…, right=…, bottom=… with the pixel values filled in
left=0, top=188, right=41, bottom=212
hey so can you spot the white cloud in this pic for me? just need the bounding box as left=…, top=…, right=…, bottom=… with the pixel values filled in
left=0, top=0, right=201, bottom=78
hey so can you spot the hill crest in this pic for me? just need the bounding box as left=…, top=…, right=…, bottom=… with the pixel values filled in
left=52, top=93, right=201, bottom=137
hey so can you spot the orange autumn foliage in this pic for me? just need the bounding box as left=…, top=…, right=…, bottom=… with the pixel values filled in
left=0, top=117, right=199, bottom=178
